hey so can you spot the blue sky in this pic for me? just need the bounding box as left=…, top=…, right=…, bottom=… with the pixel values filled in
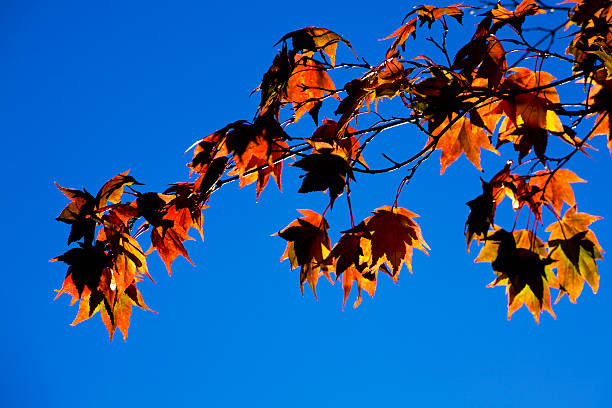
left=2, top=1, right=611, bottom=407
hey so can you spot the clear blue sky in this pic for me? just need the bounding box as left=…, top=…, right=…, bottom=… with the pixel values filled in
left=1, top=1, right=611, bottom=407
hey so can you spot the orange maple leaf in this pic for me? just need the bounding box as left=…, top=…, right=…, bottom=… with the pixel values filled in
left=98, top=283, right=153, bottom=342
left=417, top=4, right=468, bottom=26
left=529, top=169, right=585, bottom=216
left=95, top=170, right=142, bottom=208
left=381, top=4, right=468, bottom=58
left=495, top=68, right=563, bottom=133
left=164, top=183, right=206, bottom=240
left=346, top=206, right=429, bottom=280
left=453, top=35, right=507, bottom=89
left=476, top=229, right=558, bottom=323
left=286, top=55, right=339, bottom=122
left=130, top=192, right=196, bottom=274
left=432, top=116, right=499, bottom=174
left=341, top=266, right=376, bottom=310
left=380, top=17, right=417, bottom=59
left=147, top=225, right=195, bottom=274
left=277, top=210, right=332, bottom=298
left=192, top=116, right=289, bottom=200
left=277, top=27, right=355, bottom=67
left=324, top=230, right=376, bottom=309
left=490, top=0, right=545, bottom=34
left=310, top=119, right=367, bottom=167
left=55, top=171, right=141, bottom=246
left=333, top=59, right=413, bottom=139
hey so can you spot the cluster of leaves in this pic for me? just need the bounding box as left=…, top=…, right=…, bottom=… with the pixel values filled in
left=53, top=171, right=206, bottom=340
left=54, top=0, right=612, bottom=340
left=276, top=206, right=428, bottom=309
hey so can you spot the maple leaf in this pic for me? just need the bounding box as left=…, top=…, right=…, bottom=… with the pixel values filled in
left=362, top=59, right=414, bottom=112
left=188, top=122, right=245, bottom=176
left=52, top=243, right=112, bottom=302
left=326, top=232, right=365, bottom=278
left=465, top=179, right=496, bottom=249
left=464, top=161, right=514, bottom=239
left=416, top=4, right=467, bottom=27
left=412, top=70, right=464, bottom=122
left=277, top=27, right=355, bottom=67
left=324, top=230, right=380, bottom=309
left=133, top=192, right=170, bottom=227
left=490, top=0, right=545, bottom=34
left=413, top=68, right=493, bottom=138
left=495, top=68, right=563, bottom=133
left=333, top=78, right=369, bottom=137
left=341, top=266, right=376, bottom=310
left=55, top=184, right=97, bottom=246
left=238, top=140, right=288, bottom=201
left=346, top=206, right=429, bottom=280
left=72, top=281, right=153, bottom=342
left=256, top=46, right=292, bottom=118
left=484, top=168, right=548, bottom=222
left=104, top=201, right=141, bottom=229
left=112, top=232, right=152, bottom=293
left=129, top=191, right=196, bottom=274
left=95, top=170, right=142, bottom=208
left=164, top=183, right=205, bottom=239
left=511, top=177, right=546, bottom=221
left=286, top=55, right=339, bottom=123
left=55, top=171, right=142, bottom=246
left=475, top=229, right=558, bottom=322
left=546, top=206, right=603, bottom=303
left=99, top=284, right=152, bottom=342
left=431, top=116, right=499, bottom=174
left=147, top=225, right=195, bottom=274
left=496, top=117, right=548, bottom=163
left=333, top=59, right=413, bottom=139
left=98, top=212, right=154, bottom=292
left=191, top=116, right=288, bottom=200
left=381, top=4, right=468, bottom=58
left=292, top=145, right=354, bottom=206
left=68, top=283, right=111, bottom=327
left=529, top=169, right=586, bottom=216
left=51, top=1, right=612, bottom=340
left=380, top=17, right=417, bottom=58
left=453, top=35, right=507, bottom=89
left=310, top=119, right=367, bottom=167
left=257, top=30, right=351, bottom=118
left=563, top=0, right=612, bottom=30
left=471, top=86, right=504, bottom=134
left=225, top=115, right=289, bottom=199
left=277, top=210, right=332, bottom=298
left=470, top=167, right=574, bottom=225
left=476, top=35, right=507, bottom=89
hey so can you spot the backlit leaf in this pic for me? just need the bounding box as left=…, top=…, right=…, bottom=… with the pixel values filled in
left=475, top=229, right=557, bottom=322
left=346, top=206, right=429, bottom=279
left=546, top=206, right=603, bottom=303
left=432, top=116, right=499, bottom=174
left=277, top=210, right=332, bottom=298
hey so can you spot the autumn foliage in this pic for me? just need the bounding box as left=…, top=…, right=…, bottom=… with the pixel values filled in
left=53, top=0, right=612, bottom=340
